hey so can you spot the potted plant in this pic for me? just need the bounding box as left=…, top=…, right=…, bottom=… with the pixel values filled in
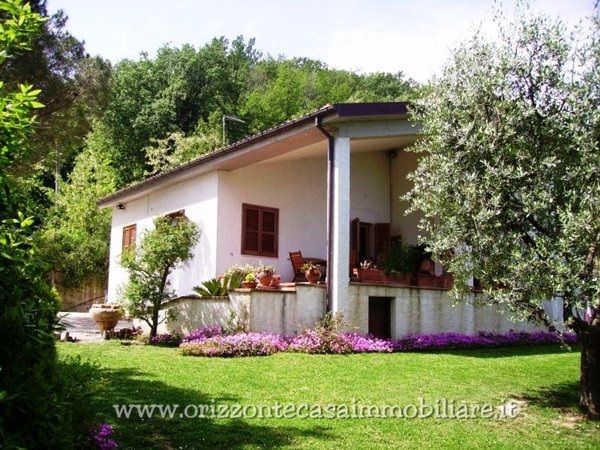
left=256, top=264, right=276, bottom=287
left=355, top=260, right=385, bottom=282
left=381, top=240, right=420, bottom=285
left=242, top=272, right=257, bottom=289
left=302, top=262, right=322, bottom=283
left=270, top=275, right=281, bottom=287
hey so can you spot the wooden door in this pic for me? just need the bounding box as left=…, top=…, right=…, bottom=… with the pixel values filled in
left=368, top=297, right=391, bottom=339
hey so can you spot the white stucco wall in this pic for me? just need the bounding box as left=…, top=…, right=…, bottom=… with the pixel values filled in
left=350, top=151, right=391, bottom=224
left=345, top=284, right=549, bottom=338
left=390, top=149, right=422, bottom=244
left=106, top=172, right=220, bottom=302
left=248, top=284, right=326, bottom=335
left=215, top=157, right=329, bottom=282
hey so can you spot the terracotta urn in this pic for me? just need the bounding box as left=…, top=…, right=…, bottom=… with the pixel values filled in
left=304, top=268, right=321, bottom=283
left=270, top=275, right=281, bottom=287
left=242, top=281, right=257, bottom=289
left=89, top=304, right=123, bottom=334
left=257, top=271, right=274, bottom=287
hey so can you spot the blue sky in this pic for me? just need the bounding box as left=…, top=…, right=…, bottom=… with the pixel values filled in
left=48, top=0, right=595, bottom=82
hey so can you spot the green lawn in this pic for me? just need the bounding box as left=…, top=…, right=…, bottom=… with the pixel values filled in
left=59, top=342, right=600, bottom=449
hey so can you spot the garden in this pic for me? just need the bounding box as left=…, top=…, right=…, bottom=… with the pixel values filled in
left=59, top=335, right=600, bottom=450
left=55, top=315, right=600, bottom=449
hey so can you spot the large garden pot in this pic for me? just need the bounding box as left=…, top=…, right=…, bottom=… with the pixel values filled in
left=257, top=271, right=274, bottom=287
left=304, top=268, right=321, bottom=284
left=89, top=304, right=123, bottom=333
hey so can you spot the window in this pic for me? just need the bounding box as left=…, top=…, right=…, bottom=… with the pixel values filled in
left=122, top=224, right=137, bottom=250
left=242, top=204, right=278, bottom=257
left=166, top=209, right=186, bottom=224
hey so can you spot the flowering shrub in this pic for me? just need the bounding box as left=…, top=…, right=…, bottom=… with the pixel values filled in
left=288, top=331, right=395, bottom=354
left=181, top=325, right=224, bottom=343
left=180, top=322, right=577, bottom=357
left=149, top=333, right=182, bottom=347
left=180, top=332, right=289, bottom=357
left=91, top=423, right=117, bottom=450
left=393, top=331, right=577, bottom=352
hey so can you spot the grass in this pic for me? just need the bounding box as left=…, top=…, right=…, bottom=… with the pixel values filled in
left=59, top=342, right=600, bottom=450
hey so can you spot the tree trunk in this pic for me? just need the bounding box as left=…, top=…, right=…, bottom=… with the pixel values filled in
left=150, top=304, right=160, bottom=339
left=579, top=326, right=600, bottom=419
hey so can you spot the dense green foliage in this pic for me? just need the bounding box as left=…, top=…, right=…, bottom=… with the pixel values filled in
left=0, top=0, right=111, bottom=178
left=59, top=342, right=600, bottom=449
left=406, top=5, right=600, bottom=417
left=0, top=2, right=98, bottom=447
left=120, top=216, right=200, bottom=337
left=37, top=124, right=116, bottom=287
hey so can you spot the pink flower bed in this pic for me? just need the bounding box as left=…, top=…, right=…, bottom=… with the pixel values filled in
left=179, top=325, right=576, bottom=357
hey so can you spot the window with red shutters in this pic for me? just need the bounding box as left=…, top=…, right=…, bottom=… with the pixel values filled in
left=122, top=224, right=137, bottom=250
left=241, top=204, right=278, bottom=257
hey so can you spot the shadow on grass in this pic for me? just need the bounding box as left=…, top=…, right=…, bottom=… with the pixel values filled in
left=427, top=344, right=580, bottom=359
left=519, top=381, right=581, bottom=410
left=96, top=366, right=333, bottom=450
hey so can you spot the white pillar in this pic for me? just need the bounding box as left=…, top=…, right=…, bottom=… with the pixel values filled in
left=331, top=136, right=350, bottom=313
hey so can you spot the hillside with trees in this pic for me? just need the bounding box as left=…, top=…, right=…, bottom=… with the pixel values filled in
left=7, top=20, right=416, bottom=293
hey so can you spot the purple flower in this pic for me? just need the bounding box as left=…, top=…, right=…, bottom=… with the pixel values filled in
left=180, top=323, right=577, bottom=357
left=180, top=332, right=290, bottom=357
left=181, top=325, right=224, bottom=343
left=150, top=333, right=182, bottom=347
left=91, top=423, right=117, bottom=450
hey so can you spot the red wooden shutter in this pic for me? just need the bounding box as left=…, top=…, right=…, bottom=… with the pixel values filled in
left=260, top=208, right=278, bottom=257
left=374, top=222, right=391, bottom=263
left=242, top=204, right=278, bottom=257
left=122, top=224, right=137, bottom=250
left=242, top=205, right=260, bottom=254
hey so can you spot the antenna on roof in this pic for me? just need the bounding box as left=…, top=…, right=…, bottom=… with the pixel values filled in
left=222, top=115, right=246, bottom=145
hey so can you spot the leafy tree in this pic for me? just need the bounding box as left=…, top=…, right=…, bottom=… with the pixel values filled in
left=406, top=6, right=600, bottom=418
left=104, top=37, right=258, bottom=185
left=0, top=1, right=98, bottom=446
left=241, top=57, right=416, bottom=133
left=1, top=0, right=111, bottom=178
left=37, top=122, right=117, bottom=287
left=120, top=216, right=200, bottom=338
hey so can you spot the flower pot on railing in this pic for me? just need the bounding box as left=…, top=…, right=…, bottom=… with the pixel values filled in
left=383, top=273, right=415, bottom=286
left=417, top=274, right=437, bottom=287
left=304, top=268, right=321, bottom=284
left=354, top=268, right=385, bottom=283
left=257, top=271, right=274, bottom=287
left=435, top=274, right=454, bottom=288
left=270, top=275, right=281, bottom=287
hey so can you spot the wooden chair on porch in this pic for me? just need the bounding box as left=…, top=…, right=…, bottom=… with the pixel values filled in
left=289, top=251, right=306, bottom=282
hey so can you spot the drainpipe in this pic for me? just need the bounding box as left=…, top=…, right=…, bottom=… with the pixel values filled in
left=315, top=117, right=334, bottom=313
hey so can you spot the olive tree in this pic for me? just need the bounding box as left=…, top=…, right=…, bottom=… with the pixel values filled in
left=406, top=7, right=600, bottom=418
left=119, top=216, right=200, bottom=338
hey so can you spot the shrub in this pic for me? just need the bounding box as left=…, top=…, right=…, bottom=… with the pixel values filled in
left=90, top=423, right=117, bottom=450
left=182, top=324, right=224, bottom=343
left=149, top=333, right=182, bottom=347
left=180, top=323, right=577, bottom=357
left=193, top=273, right=242, bottom=297
left=180, top=332, right=289, bottom=357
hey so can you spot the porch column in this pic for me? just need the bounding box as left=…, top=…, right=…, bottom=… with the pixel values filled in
left=330, top=136, right=350, bottom=313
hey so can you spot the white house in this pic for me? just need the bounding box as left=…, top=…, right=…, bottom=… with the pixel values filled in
left=99, top=102, right=559, bottom=337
